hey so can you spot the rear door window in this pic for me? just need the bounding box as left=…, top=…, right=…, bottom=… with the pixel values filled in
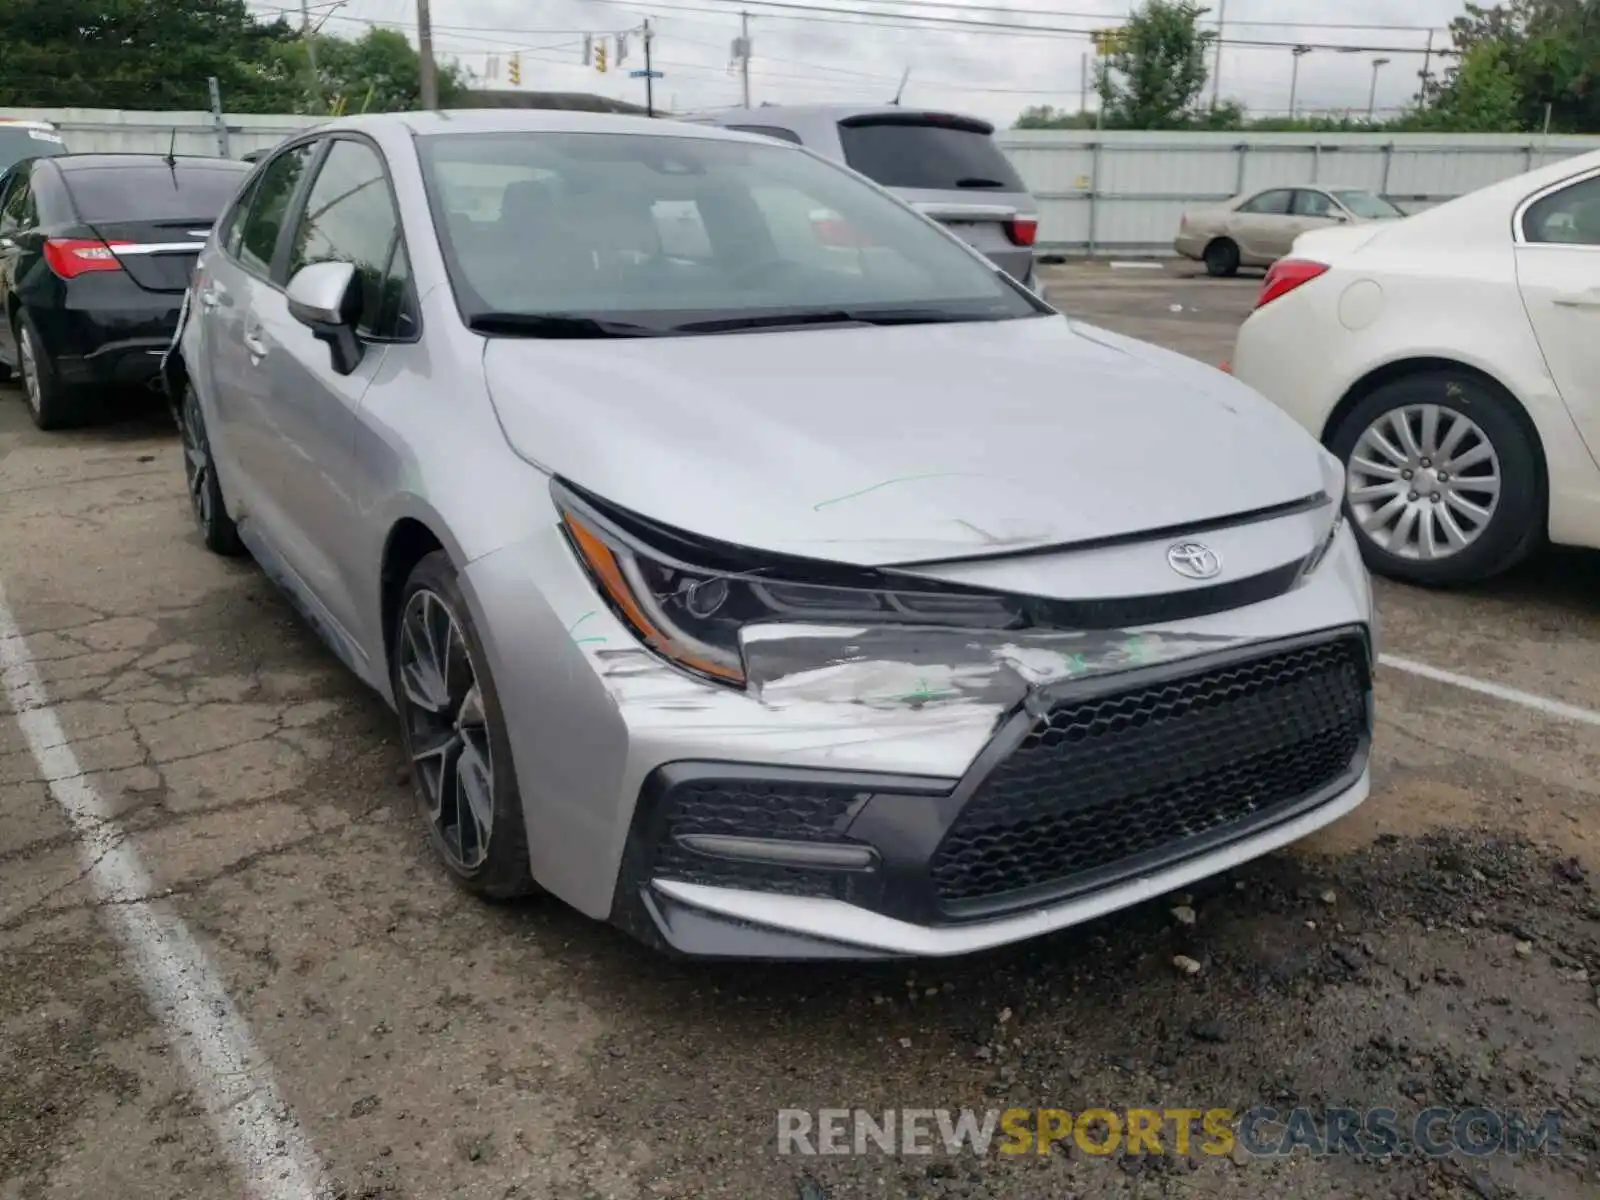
left=0, top=172, right=34, bottom=232
left=1239, top=189, right=1293, bottom=216
left=836, top=115, right=1024, bottom=192
left=63, top=163, right=252, bottom=224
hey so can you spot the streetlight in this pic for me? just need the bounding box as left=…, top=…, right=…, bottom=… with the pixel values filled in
left=1367, top=57, right=1391, bottom=122
left=1288, top=45, right=1311, bottom=119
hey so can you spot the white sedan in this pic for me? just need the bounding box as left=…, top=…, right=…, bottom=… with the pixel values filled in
left=1232, top=148, right=1600, bottom=585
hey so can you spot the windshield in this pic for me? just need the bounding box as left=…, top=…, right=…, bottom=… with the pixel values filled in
left=0, top=127, right=66, bottom=174
left=1332, top=190, right=1403, bottom=220
left=417, top=130, right=1042, bottom=335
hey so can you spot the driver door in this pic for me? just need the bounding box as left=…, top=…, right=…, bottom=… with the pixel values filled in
left=250, top=134, right=412, bottom=672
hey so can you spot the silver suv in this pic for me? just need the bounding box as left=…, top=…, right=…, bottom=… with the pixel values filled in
left=684, top=105, right=1040, bottom=288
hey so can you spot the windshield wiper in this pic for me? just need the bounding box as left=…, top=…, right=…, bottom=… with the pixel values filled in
left=671, top=308, right=1004, bottom=334
left=954, top=176, right=1008, bottom=189
left=468, top=312, right=662, bottom=338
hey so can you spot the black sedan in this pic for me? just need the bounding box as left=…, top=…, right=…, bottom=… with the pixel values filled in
left=0, top=152, right=253, bottom=429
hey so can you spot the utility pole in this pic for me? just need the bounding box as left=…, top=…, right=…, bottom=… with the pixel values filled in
left=643, top=19, right=655, bottom=117
left=1367, top=57, right=1390, bottom=122
left=300, top=0, right=322, bottom=112
left=417, top=0, right=439, bottom=110
left=1079, top=51, right=1088, bottom=115
left=1288, top=45, right=1310, bottom=119
left=1209, top=0, right=1225, bottom=109
left=1418, top=30, right=1434, bottom=105
left=739, top=12, right=752, bottom=108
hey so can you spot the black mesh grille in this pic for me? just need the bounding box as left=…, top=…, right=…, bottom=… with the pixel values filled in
left=650, top=778, right=874, bottom=895
left=929, top=636, right=1370, bottom=910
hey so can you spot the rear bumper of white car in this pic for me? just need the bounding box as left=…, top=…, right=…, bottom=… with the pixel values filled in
left=462, top=520, right=1375, bottom=960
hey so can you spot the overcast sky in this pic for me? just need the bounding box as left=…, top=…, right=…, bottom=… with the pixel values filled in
left=257, top=0, right=1472, bottom=125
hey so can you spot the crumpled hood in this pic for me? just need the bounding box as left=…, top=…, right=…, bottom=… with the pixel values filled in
left=483, top=313, right=1327, bottom=565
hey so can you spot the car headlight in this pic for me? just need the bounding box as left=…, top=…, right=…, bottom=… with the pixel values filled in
left=553, top=480, right=1024, bottom=687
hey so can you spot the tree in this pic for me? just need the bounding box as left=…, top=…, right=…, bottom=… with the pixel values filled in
left=272, top=27, right=472, bottom=115
left=1095, top=0, right=1216, bottom=129
left=1420, top=0, right=1600, bottom=133
left=0, top=0, right=300, bottom=111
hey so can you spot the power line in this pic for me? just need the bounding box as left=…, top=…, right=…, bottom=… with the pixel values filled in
left=687, top=0, right=1449, bottom=33
left=581, top=0, right=1455, bottom=54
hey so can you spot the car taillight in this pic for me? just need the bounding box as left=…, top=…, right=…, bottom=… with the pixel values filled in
left=1256, top=258, right=1329, bottom=309
left=1005, top=216, right=1037, bottom=247
left=44, top=237, right=130, bottom=279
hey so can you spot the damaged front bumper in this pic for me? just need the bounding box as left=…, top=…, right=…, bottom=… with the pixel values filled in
left=462, top=516, right=1375, bottom=961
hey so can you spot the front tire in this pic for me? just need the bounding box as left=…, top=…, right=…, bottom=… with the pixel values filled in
left=390, top=551, right=537, bottom=900
left=1203, top=238, right=1240, bottom=277
left=180, top=383, right=245, bottom=557
left=1329, top=371, right=1542, bottom=586
left=15, top=310, right=80, bottom=430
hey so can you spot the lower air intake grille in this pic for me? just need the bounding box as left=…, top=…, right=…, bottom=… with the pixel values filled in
left=929, top=635, right=1370, bottom=911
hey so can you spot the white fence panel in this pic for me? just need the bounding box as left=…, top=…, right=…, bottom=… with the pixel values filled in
left=0, top=106, right=321, bottom=159
left=997, top=130, right=1600, bottom=255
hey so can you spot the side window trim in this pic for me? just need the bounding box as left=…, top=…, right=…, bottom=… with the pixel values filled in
left=1515, top=165, right=1600, bottom=247
left=278, top=131, right=421, bottom=344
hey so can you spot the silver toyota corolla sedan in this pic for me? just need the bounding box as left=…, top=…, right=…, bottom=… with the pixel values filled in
left=164, top=109, right=1375, bottom=960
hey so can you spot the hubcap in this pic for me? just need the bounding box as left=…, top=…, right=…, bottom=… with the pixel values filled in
left=397, top=590, right=493, bottom=871
left=181, top=393, right=213, bottom=529
left=18, top=328, right=41, bottom=414
left=1348, top=403, right=1501, bottom=561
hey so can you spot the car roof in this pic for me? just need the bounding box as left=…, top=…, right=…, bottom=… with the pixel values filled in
left=0, top=118, right=58, bottom=131
left=305, top=108, right=776, bottom=142
left=49, top=153, right=253, bottom=173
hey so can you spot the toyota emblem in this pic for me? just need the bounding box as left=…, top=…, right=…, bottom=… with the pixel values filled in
left=1166, top=541, right=1222, bottom=580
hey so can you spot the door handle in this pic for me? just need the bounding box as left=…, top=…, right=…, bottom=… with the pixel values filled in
left=243, top=331, right=268, bottom=360
left=1552, top=291, right=1600, bottom=310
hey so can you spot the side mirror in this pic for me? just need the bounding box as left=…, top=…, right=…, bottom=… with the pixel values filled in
left=286, top=261, right=363, bottom=375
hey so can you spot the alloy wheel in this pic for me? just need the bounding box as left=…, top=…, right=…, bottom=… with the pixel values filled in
left=18, top=326, right=41, bottom=415
left=397, top=589, right=494, bottom=872
left=181, top=391, right=213, bottom=530
left=1347, top=403, right=1501, bottom=561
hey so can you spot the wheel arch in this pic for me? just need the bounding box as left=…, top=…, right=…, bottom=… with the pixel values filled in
left=379, top=517, right=448, bottom=667
left=1321, top=356, right=1550, bottom=508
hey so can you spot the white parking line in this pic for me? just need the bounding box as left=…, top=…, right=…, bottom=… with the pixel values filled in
left=0, top=581, right=326, bottom=1200
left=1380, top=653, right=1600, bottom=729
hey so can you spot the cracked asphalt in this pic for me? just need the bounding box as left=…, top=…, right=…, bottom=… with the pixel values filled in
left=1, top=264, right=1598, bottom=1200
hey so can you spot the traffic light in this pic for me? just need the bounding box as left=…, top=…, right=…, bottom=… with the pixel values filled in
left=595, top=41, right=608, bottom=72
left=509, top=53, right=521, bottom=85
left=1092, top=28, right=1126, bottom=55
